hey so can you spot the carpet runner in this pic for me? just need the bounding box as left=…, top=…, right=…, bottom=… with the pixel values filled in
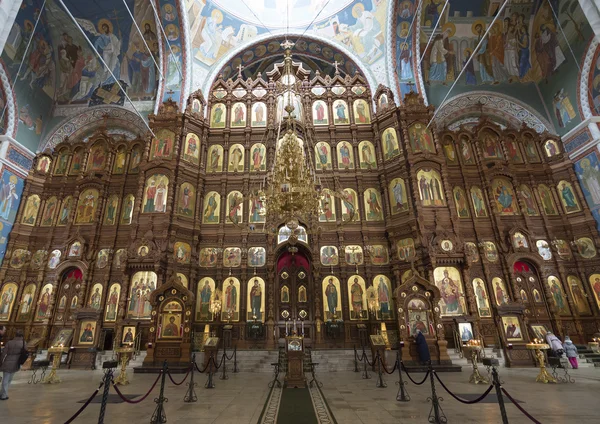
left=258, top=384, right=336, bottom=424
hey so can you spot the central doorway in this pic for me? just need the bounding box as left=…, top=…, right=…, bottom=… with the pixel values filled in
left=276, top=250, right=312, bottom=339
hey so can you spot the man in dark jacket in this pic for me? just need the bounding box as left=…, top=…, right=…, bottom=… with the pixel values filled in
left=0, top=329, right=25, bottom=400
left=415, top=330, right=431, bottom=364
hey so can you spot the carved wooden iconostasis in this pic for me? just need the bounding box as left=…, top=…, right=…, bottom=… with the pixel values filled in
left=0, top=51, right=599, bottom=371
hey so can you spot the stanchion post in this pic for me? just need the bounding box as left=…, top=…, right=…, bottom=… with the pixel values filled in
left=184, top=353, right=198, bottom=403
left=354, top=346, right=359, bottom=373
left=485, top=358, right=509, bottom=424
left=376, top=351, right=387, bottom=388
left=233, top=346, right=239, bottom=373
left=97, top=368, right=113, bottom=424
left=395, top=349, right=410, bottom=402
left=205, top=353, right=215, bottom=389
left=150, top=360, right=168, bottom=424
left=220, top=350, right=229, bottom=380
left=427, top=361, right=447, bottom=424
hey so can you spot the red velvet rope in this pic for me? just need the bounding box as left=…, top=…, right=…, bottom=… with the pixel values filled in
left=167, top=367, right=191, bottom=386
left=434, top=372, right=494, bottom=404
left=501, top=388, right=542, bottom=424
left=194, top=360, right=211, bottom=373
left=378, top=356, right=398, bottom=375
left=63, top=383, right=103, bottom=424
left=401, top=363, right=430, bottom=385
left=111, top=372, right=162, bottom=404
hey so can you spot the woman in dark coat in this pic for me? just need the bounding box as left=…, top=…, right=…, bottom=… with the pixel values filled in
left=415, top=330, right=431, bottom=364
left=0, top=329, right=25, bottom=400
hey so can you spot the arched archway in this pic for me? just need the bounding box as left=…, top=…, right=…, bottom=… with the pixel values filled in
left=48, top=267, right=84, bottom=344
left=512, top=260, right=554, bottom=331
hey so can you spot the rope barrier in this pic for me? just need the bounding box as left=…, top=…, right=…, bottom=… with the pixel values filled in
left=501, top=388, right=542, bottom=424
left=354, top=349, right=366, bottom=363
left=111, top=372, right=162, bottom=404
left=378, top=356, right=398, bottom=375
left=167, top=367, right=192, bottom=386
left=401, top=363, right=430, bottom=385
left=194, top=360, right=211, bottom=374
left=362, top=352, right=375, bottom=367
left=63, top=382, right=103, bottom=424
left=225, top=347, right=235, bottom=361
left=434, top=372, right=494, bottom=404
left=213, top=353, right=225, bottom=370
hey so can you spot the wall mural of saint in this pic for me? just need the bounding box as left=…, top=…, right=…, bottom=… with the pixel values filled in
left=547, top=276, right=570, bottom=316
left=230, top=102, right=247, bottom=127
left=87, top=143, right=107, bottom=171
left=177, top=183, right=195, bottom=217
left=353, top=99, right=371, bottom=124
left=388, top=178, right=408, bottom=214
left=332, top=99, right=349, bottom=125
left=336, top=141, right=355, bottom=169
left=207, top=145, right=224, bottom=173
left=492, top=277, right=510, bottom=306
left=519, top=184, right=539, bottom=216
left=312, top=100, right=329, bottom=126
left=322, top=276, right=342, bottom=320
left=104, top=283, right=120, bottom=322
left=468, top=186, right=487, bottom=217
left=374, top=275, right=393, bottom=319
left=505, top=138, right=523, bottom=163
left=21, top=194, right=40, bottom=226
left=199, top=248, right=218, bottom=268
left=87, top=283, right=103, bottom=310
left=103, top=195, right=119, bottom=225
left=453, top=186, right=470, bottom=218
left=472, top=278, right=491, bottom=317
left=227, top=191, right=243, bottom=224
left=315, top=142, right=332, bottom=170
left=320, top=246, right=339, bottom=266
left=183, top=133, right=200, bottom=164
left=250, top=143, right=266, bottom=172
left=442, top=139, right=458, bottom=165
left=223, top=247, right=241, bottom=267
left=458, top=136, right=475, bottom=164
left=557, top=180, right=581, bottom=214
left=228, top=144, right=245, bottom=172
left=382, top=128, right=400, bottom=161
left=363, top=188, right=384, bottom=221
left=16, top=283, right=36, bottom=322
left=75, top=189, right=99, bottom=224
left=247, top=277, right=265, bottom=321
left=251, top=102, right=267, bottom=127
left=348, top=276, right=367, bottom=320
left=408, top=123, right=435, bottom=153
left=416, top=169, right=445, bottom=206
left=210, top=103, right=226, bottom=128
left=0, top=283, right=18, bottom=321
left=69, top=149, right=84, bottom=175
left=113, top=147, right=126, bottom=174
left=248, top=247, right=266, bottom=267
left=142, top=174, right=169, bottom=213
left=129, top=145, right=142, bottom=173
left=127, top=271, right=157, bottom=320
left=121, top=194, right=135, bottom=224
left=54, top=149, right=69, bottom=175
left=202, top=191, right=220, bottom=224
left=358, top=140, right=377, bottom=169
left=174, top=241, right=191, bottom=264
left=149, top=129, right=175, bottom=160
left=480, top=130, right=503, bottom=159
left=35, top=283, right=53, bottom=321
left=491, top=178, right=518, bottom=215
left=221, top=278, right=240, bottom=321
left=318, top=189, right=336, bottom=222
left=40, top=196, right=58, bottom=227
left=567, top=276, right=591, bottom=315
left=197, top=277, right=215, bottom=321
left=433, top=267, right=466, bottom=316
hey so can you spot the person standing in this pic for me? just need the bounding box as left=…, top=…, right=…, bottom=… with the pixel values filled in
left=0, top=329, right=25, bottom=400
left=563, top=336, right=579, bottom=369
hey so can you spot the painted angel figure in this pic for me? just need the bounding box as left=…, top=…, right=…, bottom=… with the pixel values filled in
left=75, top=18, right=122, bottom=85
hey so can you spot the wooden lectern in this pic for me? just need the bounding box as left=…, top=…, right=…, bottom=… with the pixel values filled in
left=285, top=336, right=306, bottom=388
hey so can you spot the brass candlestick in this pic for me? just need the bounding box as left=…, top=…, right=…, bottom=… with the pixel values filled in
left=43, top=346, right=68, bottom=384
left=114, top=346, right=134, bottom=385
left=526, top=343, right=556, bottom=384
left=463, top=345, right=489, bottom=384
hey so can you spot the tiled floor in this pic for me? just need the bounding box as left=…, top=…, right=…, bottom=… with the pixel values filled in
left=0, top=364, right=598, bottom=423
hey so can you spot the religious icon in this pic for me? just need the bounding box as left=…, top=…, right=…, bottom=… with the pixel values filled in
left=388, top=178, right=409, bottom=214
left=165, top=23, right=179, bottom=40
left=505, top=139, right=523, bottom=163
left=104, top=283, right=121, bottom=322
left=408, top=123, right=435, bottom=153
left=177, top=183, right=195, bottom=217
left=122, top=326, right=136, bottom=344
left=69, top=241, right=82, bottom=257
left=183, top=133, right=200, bottom=165
left=544, top=140, right=560, bottom=157
left=341, top=188, right=360, bottom=221
left=567, top=276, right=591, bottom=315
left=197, top=277, right=215, bottom=321
left=113, top=146, right=127, bottom=174
left=382, top=128, right=400, bottom=161
left=103, top=195, right=119, bottom=225
left=312, top=100, right=328, bottom=126
left=337, top=141, right=355, bottom=169
left=75, top=189, right=99, bottom=224
left=221, top=278, right=240, bottom=321
left=298, top=286, right=307, bottom=303
left=433, top=267, right=466, bottom=316
left=492, top=277, right=509, bottom=306
left=575, top=154, right=600, bottom=209
left=87, top=283, right=103, bottom=310
left=519, top=185, right=539, bottom=216
left=537, top=184, right=558, bottom=215
left=315, top=142, right=332, bottom=170
left=174, top=242, right=191, bottom=264
left=458, top=322, right=473, bottom=342
left=54, top=150, right=69, bottom=175
left=251, top=102, right=267, bottom=127
left=69, top=148, right=84, bottom=175
left=441, top=240, right=453, bottom=252
left=536, top=240, right=552, bottom=261
left=249, top=192, right=265, bottom=223
left=483, top=241, right=498, bottom=262
left=0, top=283, right=17, bottom=321
left=223, top=247, right=241, bottom=267
left=502, top=317, right=523, bottom=341
left=512, top=232, right=529, bottom=249
left=248, top=247, right=266, bottom=267
left=532, top=289, right=542, bottom=303
left=416, top=169, right=445, bottom=206
left=442, top=141, right=458, bottom=165
left=345, top=245, right=364, bottom=265
left=0, top=171, right=22, bottom=223
left=127, top=271, right=157, bottom=319
left=250, top=143, right=266, bottom=172
left=35, top=284, right=52, bottom=321
left=226, top=191, right=243, bottom=224
left=281, top=286, right=290, bottom=303
left=358, top=140, right=377, bottom=169
left=378, top=93, right=389, bottom=110
left=530, top=325, right=548, bottom=341
left=121, top=194, right=135, bottom=224
left=37, top=156, right=51, bottom=174
left=459, top=137, right=475, bottom=165
left=142, top=175, right=169, bottom=213
left=129, top=145, right=142, bottom=173
left=363, top=188, right=384, bottom=221
left=319, top=189, right=336, bottom=222
left=576, top=237, right=596, bottom=258
left=114, top=249, right=127, bottom=269
left=547, top=276, right=569, bottom=315
left=247, top=277, right=265, bottom=321
left=210, top=103, right=226, bottom=128
left=353, top=99, right=371, bottom=124
left=557, top=180, right=581, bottom=213
left=523, top=135, right=540, bottom=163
left=465, top=242, right=479, bottom=263
left=492, top=178, right=518, bottom=215
left=87, top=143, right=107, bottom=171
left=453, top=187, right=470, bottom=218
left=332, top=99, right=349, bottom=125
left=553, top=239, right=571, bottom=259
left=397, top=238, right=415, bottom=261
left=40, top=196, right=58, bottom=226
left=96, top=249, right=110, bottom=269
left=138, top=245, right=149, bottom=257
left=322, top=276, right=342, bottom=320
left=48, top=249, right=61, bottom=269
left=191, top=99, right=202, bottom=114
left=480, top=130, right=503, bottom=159
left=176, top=274, right=188, bottom=288
left=320, top=246, right=339, bottom=266
left=15, top=283, right=36, bottom=322
left=374, top=275, right=393, bottom=319
left=149, top=129, right=175, bottom=161
left=230, top=102, right=247, bottom=127
left=369, top=245, right=389, bottom=265
left=228, top=144, right=244, bottom=172
left=588, top=273, right=600, bottom=309
left=207, top=145, right=224, bottom=173
left=472, top=278, right=491, bottom=317
left=199, top=248, right=218, bottom=267
left=31, top=250, right=46, bottom=270
left=160, top=313, right=182, bottom=339
left=78, top=320, right=96, bottom=345
left=9, top=249, right=29, bottom=269
left=21, top=194, right=40, bottom=226
left=348, top=276, right=367, bottom=320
